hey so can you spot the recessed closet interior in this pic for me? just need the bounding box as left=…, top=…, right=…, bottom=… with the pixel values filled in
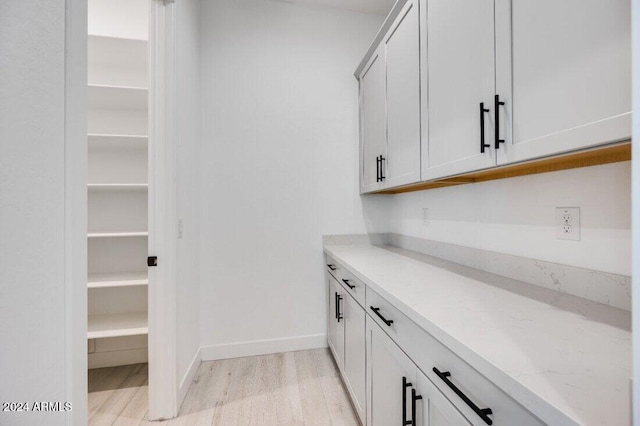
left=86, top=0, right=150, bottom=371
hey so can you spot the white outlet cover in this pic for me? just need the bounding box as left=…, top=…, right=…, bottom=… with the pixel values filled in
left=556, top=207, right=580, bottom=241
left=422, top=208, right=429, bottom=226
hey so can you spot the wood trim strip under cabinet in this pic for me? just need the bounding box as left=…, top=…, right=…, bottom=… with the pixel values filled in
left=375, top=141, right=631, bottom=194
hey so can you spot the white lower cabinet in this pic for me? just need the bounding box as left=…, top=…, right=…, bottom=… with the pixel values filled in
left=343, top=289, right=366, bottom=420
left=326, top=255, right=547, bottom=425
left=327, top=267, right=367, bottom=424
left=327, top=275, right=345, bottom=369
left=367, top=317, right=469, bottom=426
left=415, top=370, right=471, bottom=426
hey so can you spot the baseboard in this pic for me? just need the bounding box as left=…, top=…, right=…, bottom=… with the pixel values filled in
left=178, top=347, right=202, bottom=409
left=200, top=334, right=328, bottom=361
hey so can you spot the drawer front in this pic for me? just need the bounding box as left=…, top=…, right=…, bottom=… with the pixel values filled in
left=325, top=254, right=340, bottom=279
left=366, top=287, right=543, bottom=426
left=325, top=254, right=365, bottom=307
left=337, top=267, right=365, bottom=307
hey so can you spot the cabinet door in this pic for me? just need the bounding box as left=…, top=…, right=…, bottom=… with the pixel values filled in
left=495, top=0, right=631, bottom=165
left=360, top=49, right=387, bottom=194
left=415, top=370, right=471, bottom=426
left=328, top=276, right=344, bottom=369
left=343, top=293, right=366, bottom=423
left=384, top=0, right=421, bottom=188
left=367, top=317, right=416, bottom=426
left=423, top=0, right=497, bottom=180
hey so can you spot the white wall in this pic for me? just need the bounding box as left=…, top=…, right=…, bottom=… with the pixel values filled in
left=175, top=0, right=203, bottom=403
left=631, top=0, right=639, bottom=422
left=389, top=161, right=631, bottom=276
left=88, top=0, right=149, bottom=40
left=198, top=0, right=387, bottom=354
left=0, top=0, right=87, bottom=424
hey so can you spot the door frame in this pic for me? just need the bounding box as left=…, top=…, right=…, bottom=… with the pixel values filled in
left=64, top=0, right=179, bottom=422
left=65, top=0, right=89, bottom=424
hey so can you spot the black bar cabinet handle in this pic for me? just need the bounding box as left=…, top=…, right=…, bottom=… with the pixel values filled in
left=327, top=264, right=336, bottom=271
left=479, top=102, right=490, bottom=153
left=433, top=367, right=493, bottom=425
left=342, top=279, right=355, bottom=290
left=376, top=156, right=381, bottom=182
left=337, top=295, right=343, bottom=322
left=402, top=376, right=413, bottom=425
left=370, top=306, right=393, bottom=326
left=334, top=292, right=338, bottom=320
left=494, top=94, right=505, bottom=149
left=411, top=388, right=423, bottom=425
left=379, top=155, right=386, bottom=180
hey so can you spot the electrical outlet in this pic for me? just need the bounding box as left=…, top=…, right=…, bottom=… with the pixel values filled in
left=422, top=208, right=429, bottom=226
left=178, top=219, right=184, bottom=239
left=556, top=207, right=580, bottom=241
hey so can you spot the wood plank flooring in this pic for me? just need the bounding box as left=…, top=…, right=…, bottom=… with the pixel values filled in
left=88, top=348, right=359, bottom=425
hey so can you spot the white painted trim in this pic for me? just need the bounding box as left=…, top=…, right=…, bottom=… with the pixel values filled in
left=148, top=0, right=179, bottom=420
left=178, top=348, right=202, bottom=408
left=201, top=335, right=328, bottom=362
left=631, top=0, right=639, bottom=422
left=64, top=0, right=88, bottom=425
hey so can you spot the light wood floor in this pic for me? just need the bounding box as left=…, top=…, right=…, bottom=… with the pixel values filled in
left=88, top=348, right=359, bottom=425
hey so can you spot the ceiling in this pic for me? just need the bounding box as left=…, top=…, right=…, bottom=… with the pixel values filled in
left=290, top=0, right=396, bottom=16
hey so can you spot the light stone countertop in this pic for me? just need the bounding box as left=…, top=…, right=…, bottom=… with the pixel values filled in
left=323, top=244, right=631, bottom=426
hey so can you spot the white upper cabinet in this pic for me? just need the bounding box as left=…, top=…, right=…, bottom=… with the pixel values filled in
left=495, top=0, right=631, bottom=165
left=422, top=0, right=497, bottom=180
left=359, top=50, right=387, bottom=193
left=357, top=0, right=631, bottom=191
left=384, top=0, right=421, bottom=187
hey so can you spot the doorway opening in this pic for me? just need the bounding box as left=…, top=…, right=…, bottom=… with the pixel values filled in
left=86, top=0, right=151, bottom=421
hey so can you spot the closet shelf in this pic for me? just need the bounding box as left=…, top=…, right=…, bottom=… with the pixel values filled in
left=88, top=312, right=148, bottom=339
left=88, top=272, right=148, bottom=289
left=88, top=84, right=148, bottom=111
left=88, top=34, right=148, bottom=44
left=88, top=36, right=148, bottom=89
left=88, top=231, right=148, bottom=238
left=88, top=183, right=148, bottom=190
left=88, top=133, right=148, bottom=140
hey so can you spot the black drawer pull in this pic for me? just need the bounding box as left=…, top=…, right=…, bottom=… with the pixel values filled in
left=411, top=388, right=422, bottom=425
left=433, top=367, right=493, bottom=425
left=342, top=279, right=355, bottom=290
left=479, top=102, right=490, bottom=153
left=327, top=264, right=336, bottom=271
left=370, top=306, right=393, bottom=326
left=403, top=376, right=413, bottom=425
left=494, top=94, right=505, bottom=149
